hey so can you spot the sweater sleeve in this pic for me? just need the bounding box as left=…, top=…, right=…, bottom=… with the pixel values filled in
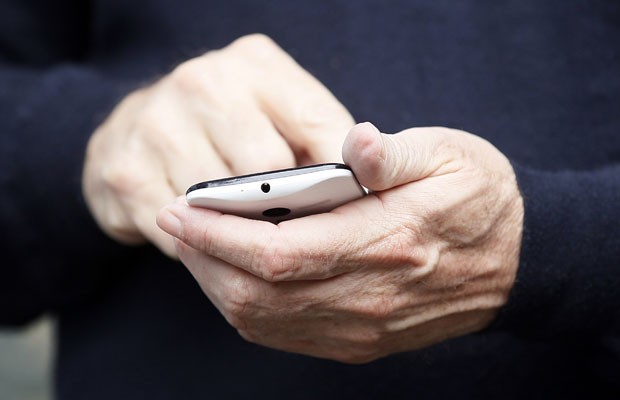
left=0, top=65, right=144, bottom=326
left=0, top=2, right=145, bottom=326
left=492, top=163, right=620, bottom=338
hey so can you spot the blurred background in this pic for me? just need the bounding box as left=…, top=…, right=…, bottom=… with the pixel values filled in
left=0, top=317, right=53, bottom=400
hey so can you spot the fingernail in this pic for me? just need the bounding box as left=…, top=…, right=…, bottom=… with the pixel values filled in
left=157, top=206, right=183, bottom=236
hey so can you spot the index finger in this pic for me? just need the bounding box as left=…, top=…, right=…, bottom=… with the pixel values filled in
left=226, top=34, right=354, bottom=163
left=156, top=196, right=382, bottom=282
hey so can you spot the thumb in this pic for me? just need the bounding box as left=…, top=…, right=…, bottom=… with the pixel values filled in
left=342, top=122, right=456, bottom=191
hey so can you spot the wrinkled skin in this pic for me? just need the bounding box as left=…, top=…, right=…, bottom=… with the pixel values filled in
left=158, top=122, right=524, bottom=363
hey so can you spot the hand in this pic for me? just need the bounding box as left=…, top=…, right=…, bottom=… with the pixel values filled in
left=157, top=122, right=524, bottom=363
left=82, top=34, right=353, bottom=257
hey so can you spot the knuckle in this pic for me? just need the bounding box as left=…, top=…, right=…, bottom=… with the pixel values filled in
left=104, top=213, right=126, bottom=234
left=102, top=211, right=141, bottom=243
left=433, top=129, right=469, bottom=168
left=170, top=58, right=208, bottom=91
left=441, top=137, right=467, bottom=160
left=254, top=246, right=290, bottom=282
left=135, top=107, right=167, bottom=137
left=170, top=55, right=227, bottom=107
left=135, top=109, right=189, bottom=158
left=227, top=33, right=281, bottom=60
left=220, top=275, right=254, bottom=320
left=250, top=233, right=299, bottom=282
left=100, top=157, right=145, bottom=195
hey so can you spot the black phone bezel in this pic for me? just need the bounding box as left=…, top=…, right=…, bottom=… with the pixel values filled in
left=186, top=163, right=351, bottom=195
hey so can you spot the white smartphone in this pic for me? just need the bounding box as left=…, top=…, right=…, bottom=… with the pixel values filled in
left=186, top=163, right=366, bottom=223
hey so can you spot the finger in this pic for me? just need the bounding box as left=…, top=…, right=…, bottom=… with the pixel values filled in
left=137, top=101, right=232, bottom=194
left=163, top=135, right=232, bottom=196
left=174, top=239, right=318, bottom=332
left=203, top=99, right=297, bottom=175
left=226, top=34, right=354, bottom=163
left=175, top=52, right=297, bottom=175
left=177, top=238, right=372, bottom=362
left=342, top=122, right=463, bottom=191
left=174, top=239, right=251, bottom=324
left=157, top=196, right=388, bottom=281
left=175, top=237, right=376, bottom=349
left=125, top=177, right=179, bottom=258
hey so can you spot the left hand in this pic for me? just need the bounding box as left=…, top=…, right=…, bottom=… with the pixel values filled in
left=157, top=122, right=524, bottom=363
left=82, top=34, right=353, bottom=257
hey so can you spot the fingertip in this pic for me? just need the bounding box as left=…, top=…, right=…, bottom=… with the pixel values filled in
left=156, top=197, right=187, bottom=231
left=343, top=122, right=386, bottom=190
left=144, top=216, right=181, bottom=259
left=156, top=204, right=184, bottom=236
left=343, top=122, right=380, bottom=163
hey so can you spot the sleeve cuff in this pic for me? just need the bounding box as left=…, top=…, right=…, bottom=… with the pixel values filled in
left=490, top=163, right=620, bottom=338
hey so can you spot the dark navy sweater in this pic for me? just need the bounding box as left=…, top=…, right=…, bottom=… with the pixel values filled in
left=1, top=1, right=619, bottom=398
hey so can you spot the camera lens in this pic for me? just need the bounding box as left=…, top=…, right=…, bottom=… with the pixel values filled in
left=261, top=183, right=270, bottom=193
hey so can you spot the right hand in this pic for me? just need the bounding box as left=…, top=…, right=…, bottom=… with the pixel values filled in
left=157, top=122, right=523, bottom=362
left=82, top=34, right=354, bottom=257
